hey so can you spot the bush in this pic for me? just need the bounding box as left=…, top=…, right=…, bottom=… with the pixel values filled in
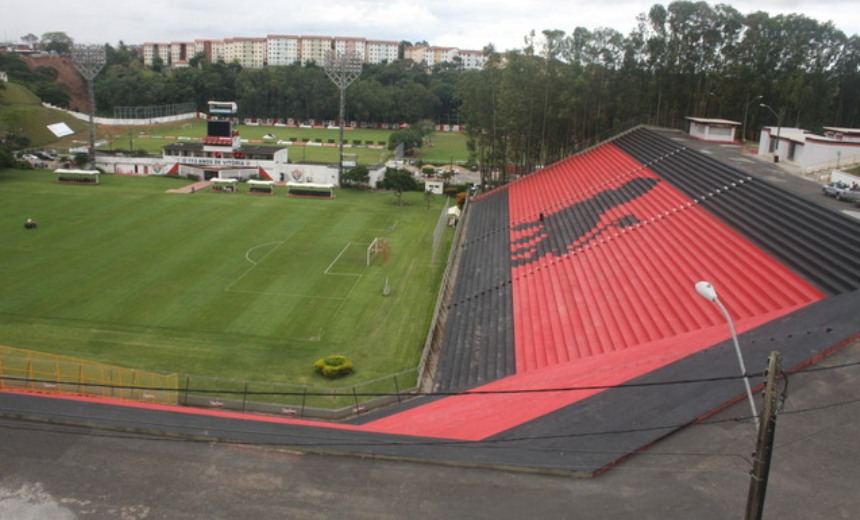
left=314, top=355, right=354, bottom=379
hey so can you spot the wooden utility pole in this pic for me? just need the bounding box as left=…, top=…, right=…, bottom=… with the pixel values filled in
left=745, top=351, right=783, bottom=520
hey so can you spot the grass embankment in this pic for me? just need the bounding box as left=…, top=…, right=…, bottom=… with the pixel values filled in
left=0, top=170, right=453, bottom=386
left=0, top=82, right=88, bottom=149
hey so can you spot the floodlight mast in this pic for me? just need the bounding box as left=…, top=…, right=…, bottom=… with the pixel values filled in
left=72, top=44, right=107, bottom=167
left=324, top=50, right=363, bottom=181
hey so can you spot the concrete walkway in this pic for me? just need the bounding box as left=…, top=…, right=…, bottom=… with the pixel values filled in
left=166, top=180, right=213, bottom=194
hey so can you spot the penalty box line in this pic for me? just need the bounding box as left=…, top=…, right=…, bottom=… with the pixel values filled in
left=324, top=242, right=370, bottom=276
left=225, top=240, right=367, bottom=298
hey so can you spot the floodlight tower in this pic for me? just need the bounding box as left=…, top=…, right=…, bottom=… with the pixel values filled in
left=72, top=44, right=106, bottom=167
left=324, top=49, right=363, bottom=180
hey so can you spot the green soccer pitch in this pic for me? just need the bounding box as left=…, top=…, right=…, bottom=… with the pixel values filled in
left=0, top=170, right=454, bottom=386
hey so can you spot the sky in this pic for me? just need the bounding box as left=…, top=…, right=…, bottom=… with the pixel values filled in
left=3, top=0, right=859, bottom=52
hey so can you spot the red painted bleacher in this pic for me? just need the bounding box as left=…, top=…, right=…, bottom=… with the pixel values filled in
left=507, top=142, right=823, bottom=373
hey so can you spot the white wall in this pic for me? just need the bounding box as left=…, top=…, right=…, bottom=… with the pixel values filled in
left=760, top=127, right=860, bottom=171
left=43, top=103, right=199, bottom=126
left=689, top=121, right=736, bottom=142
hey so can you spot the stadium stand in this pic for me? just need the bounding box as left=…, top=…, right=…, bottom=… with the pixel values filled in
left=432, top=126, right=859, bottom=395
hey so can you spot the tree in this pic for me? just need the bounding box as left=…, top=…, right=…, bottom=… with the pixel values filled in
left=0, top=145, right=15, bottom=169
left=381, top=167, right=418, bottom=205
left=36, top=82, right=70, bottom=107
left=388, top=127, right=424, bottom=155
left=21, top=33, right=38, bottom=49
left=41, top=32, right=73, bottom=55
left=342, top=165, right=370, bottom=188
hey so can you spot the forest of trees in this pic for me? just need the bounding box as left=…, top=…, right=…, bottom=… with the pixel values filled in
left=460, top=3, right=860, bottom=175
left=5, top=2, right=859, bottom=178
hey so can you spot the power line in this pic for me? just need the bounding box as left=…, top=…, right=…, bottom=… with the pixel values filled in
left=3, top=357, right=858, bottom=399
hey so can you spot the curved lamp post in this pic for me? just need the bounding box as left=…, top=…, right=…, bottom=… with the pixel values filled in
left=760, top=103, right=783, bottom=163
left=695, top=281, right=760, bottom=428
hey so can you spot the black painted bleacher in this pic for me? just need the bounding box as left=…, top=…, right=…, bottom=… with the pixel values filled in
left=614, top=128, right=860, bottom=295
left=433, top=189, right=516, bottom=391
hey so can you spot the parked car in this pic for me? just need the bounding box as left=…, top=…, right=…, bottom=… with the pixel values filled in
left=839, top=187, right=860, bottom=205
left=822, top=181, right=851, bottom=199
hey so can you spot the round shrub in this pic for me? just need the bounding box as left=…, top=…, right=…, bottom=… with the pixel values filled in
left=314, top=355, right=354, bottom=379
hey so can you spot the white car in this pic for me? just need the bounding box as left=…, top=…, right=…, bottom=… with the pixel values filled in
left=822, top=181, right=850, bottom=199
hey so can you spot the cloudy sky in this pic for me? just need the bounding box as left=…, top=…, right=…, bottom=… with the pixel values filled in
left=4, top=0, right=858, bottom=51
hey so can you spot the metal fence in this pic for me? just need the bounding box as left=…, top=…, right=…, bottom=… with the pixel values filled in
left=113, top=103, right=197, bottom=120
left=176, top=369, right=419, bottom=420
left=0, top=345, right=178, bottom=404
left=0, top=345, right=419, bottom=420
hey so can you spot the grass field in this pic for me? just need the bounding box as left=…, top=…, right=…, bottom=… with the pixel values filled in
left=100, top=119, right=471, bottom=166
left=0, top=169, right=453, bottom=387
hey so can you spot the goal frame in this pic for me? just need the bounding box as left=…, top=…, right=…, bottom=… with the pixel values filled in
left=367, top=237, right=391, bottom=266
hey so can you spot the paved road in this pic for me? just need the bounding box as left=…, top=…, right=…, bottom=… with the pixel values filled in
left=2, top=340, right=859, bottom=519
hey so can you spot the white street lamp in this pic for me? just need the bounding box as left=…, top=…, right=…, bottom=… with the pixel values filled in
left=760, top=103, right=783, bottom=163
left=695, top=281, right=760, bottom=428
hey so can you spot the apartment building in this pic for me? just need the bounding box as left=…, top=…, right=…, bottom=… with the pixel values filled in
left=267, top=35, right=301, bottom=66
left=298, top=35, right=330, bottom=66
left=222, top=37, right=267, bottom=68
left=403, top=45, right=486, bottom=69
left=142, top=42, right=171, bottom=67
left=169, top=42, right=194, bottom=67
left=457, top=49, right=488, bottom=70
left=143, top=35, right=481, bottom=70
left=333, top=36, right=367, bottom=62
left=366, top=40, right=400, bottom=64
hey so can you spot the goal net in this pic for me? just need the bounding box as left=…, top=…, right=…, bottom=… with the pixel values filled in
left=367, top=237, right=391, bottom=266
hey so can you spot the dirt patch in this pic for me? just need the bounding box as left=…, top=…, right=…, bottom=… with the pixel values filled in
left=20, top=55, right=90, bottom=112
left=166, top=181, right=213, bottom=194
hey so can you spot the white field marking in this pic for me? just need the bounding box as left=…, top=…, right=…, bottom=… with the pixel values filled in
left=224, top=241, right=285, bottom=292
left=245, top=241, right=284, bottom=265
left=324, top=242, right=353, bottom=274
left=324, top=242, right=370, bottom=276
left=225, top=240, right=365, bottom=298
left=224, top=288, right=349, bottom=301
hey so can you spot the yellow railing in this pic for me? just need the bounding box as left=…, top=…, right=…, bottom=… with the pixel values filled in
left=0, top=345, right=178, bottom=405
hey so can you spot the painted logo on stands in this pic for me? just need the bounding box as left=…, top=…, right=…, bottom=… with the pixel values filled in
left=511, top=177, right=660, bottom=266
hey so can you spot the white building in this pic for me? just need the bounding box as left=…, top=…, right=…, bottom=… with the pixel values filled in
left=686, top=117, right=741, bottom=143
left=169, top=42, right=195, bottom=67
left=222, top=37, right=267, bottom=68
left=457, top=50, right=487, bottom=70
left=145, top=35, right=483, bottom=70
left=759, top=126, right=860, bottom=173
left=267, top=35, right=301, bottom=66
left=365, top=40, right=400, bottom=64
left=333, top=37, right=367, bottom=62
left=142, top=42, right=171, bottom=67
left=300, top=35, right=332, bottom=66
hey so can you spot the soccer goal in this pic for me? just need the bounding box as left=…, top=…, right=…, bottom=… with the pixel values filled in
left=367, top=237, right=391, bottom=266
